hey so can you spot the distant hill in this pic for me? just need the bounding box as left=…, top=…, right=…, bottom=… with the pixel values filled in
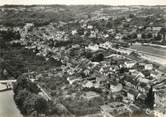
left=0, top=5, right=165, bottom=26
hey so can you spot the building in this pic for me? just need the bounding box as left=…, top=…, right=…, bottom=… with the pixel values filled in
left=129, top=69, right=145, bottom=77
left=152, top=27, right=162, bottom=37
left=137, top=82, right=150, bottom=94
left=67, top=76, right=82, bottom=85
left=144, top=64, right=153, bottom=70
left=110, top=83, right=123, bottom=93
left=81, top=91, right=100, bottom=100
left=86, top=44, right=99, bottom=52
left=124, top=87, right=139, bottom=101
left=100, top=102, right=132, bottom=117
left=124, top=61, right=137, bottom=68
left=136, top=94, right=146, bottom=105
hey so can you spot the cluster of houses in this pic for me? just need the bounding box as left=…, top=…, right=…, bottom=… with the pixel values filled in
left=63, top=41, right=166, bottom=116
left=2, top=9, right=165, bottom=116
left=1, top=6, right=166, bottom=117
left=66, top=12, right=166, bottom=46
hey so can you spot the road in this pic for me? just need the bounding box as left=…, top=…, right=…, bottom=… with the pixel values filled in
left=0, top=80, right=16, bottom=83
left=0, top=84, right=22, bottom=117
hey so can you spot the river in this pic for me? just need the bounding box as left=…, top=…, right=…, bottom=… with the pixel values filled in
left=0, top=84, right=22, bottom=117
left=130, top=45, right=166, bottom=59
left=130, top=45, right=166, bottom=65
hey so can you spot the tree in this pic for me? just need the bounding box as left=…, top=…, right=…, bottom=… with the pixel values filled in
left=106, top=21, right=113, bottom=28
left=0, top=29, right=20, bottom=48
left=154, top=33, right=162, bottom=40
left=91, top=53, right=104, bottom=62
left=160, top=27, right=166, bottom=42
left=129, top=13, right=135, bottom=18
left=14, top=77, right=48, bottom=115
left=14, top=89, right=31, bottom=114
left=13, top=77, right=40, bottom=94
left=119, top=67, right=129, bottom=74
left=129, top=32, right=137, bottom=39
left=23, top=93, right=38, bottom=114
left=22, top=93, right=48, bottom=115
left=35, top=97, right=48, bottom=114
left=77, top=28, right=84, bottom=35
left=142, top=70, right=151, bottom=77
left=145, top=86, right=154, bottom=109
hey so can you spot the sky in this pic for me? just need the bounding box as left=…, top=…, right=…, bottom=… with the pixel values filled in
left=0, top=0, right=166, bottom=6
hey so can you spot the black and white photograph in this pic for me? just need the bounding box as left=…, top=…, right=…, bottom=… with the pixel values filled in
left=0, top=0, right=166, bottom=117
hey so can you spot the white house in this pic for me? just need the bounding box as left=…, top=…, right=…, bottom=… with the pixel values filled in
left=86, top=44, right=99, bottom=52
left=145, top=64, right=153, bottom=70
left=110, top=83, right=123, bottom=93
left=87, top=25, right=93, bottom=29
left=124, top=61, right=136, bottom=68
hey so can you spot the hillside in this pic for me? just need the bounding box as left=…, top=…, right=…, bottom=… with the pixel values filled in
left=0, top=5, right=165, bottom=26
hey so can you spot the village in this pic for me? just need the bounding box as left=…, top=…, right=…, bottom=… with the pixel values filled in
left=0, top=5, right=166, bottom=117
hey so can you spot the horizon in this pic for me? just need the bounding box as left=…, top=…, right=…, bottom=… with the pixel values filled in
left=1, top=4, right=166, bottom=6
left=0, top=0, right=166, bottom=6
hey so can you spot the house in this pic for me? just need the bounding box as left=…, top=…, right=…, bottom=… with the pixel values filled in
left=24, top=23, right=34, bottom=32
left=115, top=33, right=123, bottom=40
left=82, top=91, right=100, bottom=100
left=89, top=31, right=97, bottom=38
left=136, top=94, right=146, bottom=105
left=124, top=61, right=136, bottom=68
left=129, top=69, right=145, bottom=77
left=152, top=27, right=162, bottom=31
left=134, top=63, right=145, bottom=71
left=83, top=75, right=104, bottom=88
left=82, top=81, right=94, bottom=88
left=103, top=34, right=109, bottom=38
left=71, top=30, right=77, bottom=35
left=87, top=25, right=93, bottom=29
left=58, top=21, right=67, bottom=27
left=145, top=27, right=152, bottom=31
left=154, top=90, right=166, bottom=108
left=111, top=91, right=123, bottom=102
left=101, top=102, right=131, bottom=117
left=137, top=33, right=142, bottom=39
left=109, top=65, right=119, bottom=72
left=105, top=54, right=123, bottom=59
left=123, top=74, right=139, bottom=89
left=127, top=92, right=135, bottom=101
left=96, top=76, right=107, bottom=85
left=100, top=105, right=114, bottom=117
left=150, top=71, right=159, bottom=79
left=145, top=64, right=153, bottom=70
left=137, top=77, right=150, bottom=84
left=99, top=41, right=112, bottom=49
left=71, top=44, right=80, bottom=48
left=127, top=89, right=139, bottom=101
left=86, top=44, right=99, bottom=52
left=152, top=27, right=162, bottom=37
left=67, top=76, right=82, bottom=85
left=110, top=83, right=123, bottom=93
left=137, top=83, right=150, bottom=93
left=126, top=18, right=132, bottom=22
left=129, top=104, right=140, bottom=113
